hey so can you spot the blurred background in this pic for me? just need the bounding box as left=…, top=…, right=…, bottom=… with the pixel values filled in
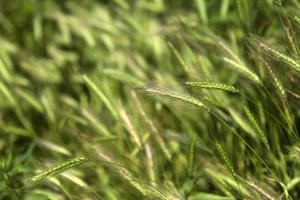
left=1, top=0, right=300, bottom=199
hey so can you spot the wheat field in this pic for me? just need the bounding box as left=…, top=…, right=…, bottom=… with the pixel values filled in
left=0, top=0, right=300, bottom=199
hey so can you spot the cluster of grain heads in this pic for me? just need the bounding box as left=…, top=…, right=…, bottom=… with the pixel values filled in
left=143, top=79, right=276, bottom=197
left=217, top=40, right=261, bottom=84
left=253, top=44, right=295, bottom=137
left=259, top=58, right=294, bottom=135
left=258, top=40, right=300, bottom=73
left=1, top=0, right=300, bottom=199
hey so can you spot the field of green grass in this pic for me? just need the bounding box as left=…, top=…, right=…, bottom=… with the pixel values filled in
left=1, top=0, right=300, bottom=199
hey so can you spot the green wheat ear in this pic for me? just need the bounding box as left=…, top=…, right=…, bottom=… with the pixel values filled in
left=215, top=141, right=236, bottom=179
left=28, top=157, right=90, bottom=185
left=260, top=58, right=286, bottom=99
left=258, top=41, right=300, bottom=73
left=215, top=141, right=243, bottom=197
left=223, top=57, right=261, bottom=84
left=244, top=107, right=270, bottom=150
left=185, top=81, right=240, bottom=93
left=144, top=84, right=209, bottom=111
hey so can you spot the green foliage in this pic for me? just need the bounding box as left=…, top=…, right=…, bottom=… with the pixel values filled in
left=1, top=0, right=300, bottom=199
